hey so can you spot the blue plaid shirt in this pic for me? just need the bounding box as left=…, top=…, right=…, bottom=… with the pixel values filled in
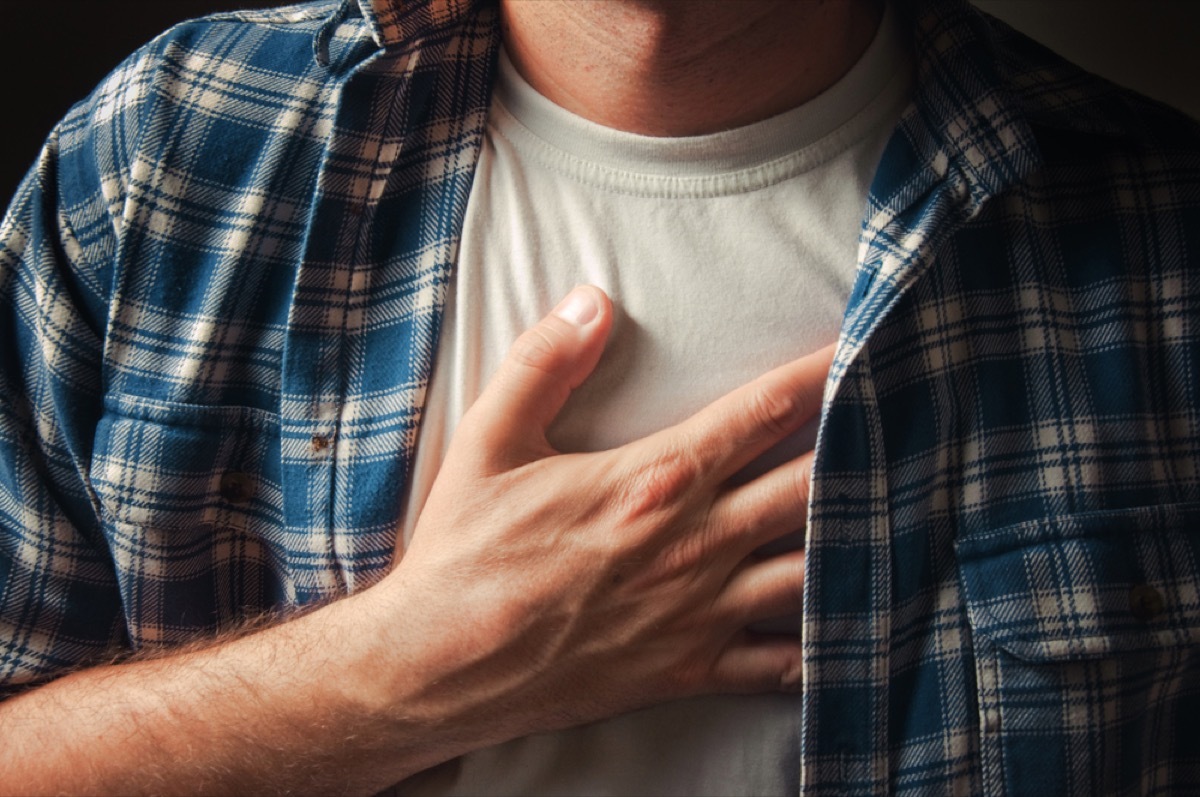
left=2, top=0, right=1198, bottom=793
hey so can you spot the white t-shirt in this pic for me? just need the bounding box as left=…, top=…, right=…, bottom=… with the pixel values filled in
left=398, top=5, right=912, bottom=794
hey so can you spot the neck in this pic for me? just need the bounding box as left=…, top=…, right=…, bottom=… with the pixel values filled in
left=498, top=0, right=885, bottom=137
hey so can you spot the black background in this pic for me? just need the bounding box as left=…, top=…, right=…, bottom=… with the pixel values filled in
left=1, top=0, right=278, bottom=202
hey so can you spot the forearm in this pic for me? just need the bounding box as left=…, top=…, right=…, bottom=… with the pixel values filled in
left=0, top=586, right=468, bottom=797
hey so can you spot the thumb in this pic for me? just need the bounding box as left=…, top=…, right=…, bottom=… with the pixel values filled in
left=463, top=285, right=612, bottom=463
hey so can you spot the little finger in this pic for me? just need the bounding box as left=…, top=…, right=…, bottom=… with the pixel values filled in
left=707, top=631, right=804, bottom=695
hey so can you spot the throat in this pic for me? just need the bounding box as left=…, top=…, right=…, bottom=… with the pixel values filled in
left=498, top=0, right=886, bottom=137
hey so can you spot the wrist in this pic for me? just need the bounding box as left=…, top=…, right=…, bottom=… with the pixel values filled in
left=329, top=572, right=501, bottom=779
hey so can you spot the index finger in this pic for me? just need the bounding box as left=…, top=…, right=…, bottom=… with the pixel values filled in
left=641, top=343, right=835, bottom=485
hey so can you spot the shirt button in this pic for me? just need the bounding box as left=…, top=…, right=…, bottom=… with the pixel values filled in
left=1129, top=584, right=1164, bottom=621
left=311, top=435, right=331, bottom=453
left=219, top=472, right=254, bottom=504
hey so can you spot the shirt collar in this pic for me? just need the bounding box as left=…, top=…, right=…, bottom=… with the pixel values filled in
left=903, top=0, right=1043, bottom=208
left=355, top=0, right=479, bottom=49
left=903, top=0, right=1141, bottom=207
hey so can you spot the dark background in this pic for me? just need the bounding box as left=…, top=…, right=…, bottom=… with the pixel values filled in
left=1, top=0, right=278, bottom=202
left=3, top=1, right=1199, bottom=205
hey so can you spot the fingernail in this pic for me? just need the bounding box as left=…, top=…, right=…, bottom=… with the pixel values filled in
left=553, top=287, right=598, bottom=326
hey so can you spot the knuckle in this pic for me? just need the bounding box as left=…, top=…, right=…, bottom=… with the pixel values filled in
left=664, top=658, right=708, bottom=698
left=786, top=558, right=806, bottom=609
left=793, top=459, right=814, bottom=503
left=778, top=650, right=804, bottom=693
left=621, top=448, right=700, bottom=518
left=508, top=325, right=567, bottom=376
left=746, top=385, right=801, bottom=439
left=659, top=534, right=708, bottom=580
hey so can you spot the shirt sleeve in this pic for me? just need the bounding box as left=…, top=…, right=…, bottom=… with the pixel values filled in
left=0, top=49, right=157, bottom=698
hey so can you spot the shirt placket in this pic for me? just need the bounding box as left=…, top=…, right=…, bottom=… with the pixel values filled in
left=278, top=30, right=397, bottom=604
left=277, top=4, right=499, bottom=603
left=801, top=155, right=974, bottom=794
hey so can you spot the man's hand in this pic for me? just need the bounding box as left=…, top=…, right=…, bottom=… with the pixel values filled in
left=0, top=286, right=832, bottom=796
left=381, top=285, right=832, bottom=749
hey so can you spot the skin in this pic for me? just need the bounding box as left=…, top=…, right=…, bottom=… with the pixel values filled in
left=0, top=0, right=881, bottom=792
left=500, top=0, right=883, bottom=136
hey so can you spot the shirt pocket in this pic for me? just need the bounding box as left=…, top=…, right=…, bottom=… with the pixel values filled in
left=955, top=504, right=1200, bottom=797
left=90, top=392, right=289, bottom=649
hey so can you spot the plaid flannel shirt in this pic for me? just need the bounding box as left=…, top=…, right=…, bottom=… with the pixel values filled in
left=2, top=0, right=1198, bottom=793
